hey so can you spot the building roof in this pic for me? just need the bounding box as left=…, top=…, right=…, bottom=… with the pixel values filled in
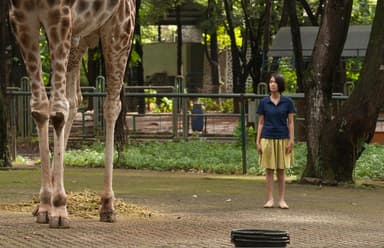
left=156, top=2, right=205, bottom=26
left=268, top=25, right=372, bottom=57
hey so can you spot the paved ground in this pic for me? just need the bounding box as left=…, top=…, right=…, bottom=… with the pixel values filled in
left=0, top=168, right=383, bottom=248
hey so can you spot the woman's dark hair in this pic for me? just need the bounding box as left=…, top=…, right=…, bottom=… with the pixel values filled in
left=269, top=73, right=286, bottom=93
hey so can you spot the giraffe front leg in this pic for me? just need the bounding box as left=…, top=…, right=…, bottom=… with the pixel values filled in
left=99, top=93, right=122, bottom=222
left=49, top=112, right=70, bottom=228
left=9, top=10, right=53, bottom=224
left=31, top=107, right=52, bottom=224
left=44, top=5, right=72, bottom=228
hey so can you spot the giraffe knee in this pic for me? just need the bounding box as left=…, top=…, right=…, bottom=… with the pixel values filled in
left=103, top=99, right=121, bottom=122
left=50, top=99, right=69, bottom=131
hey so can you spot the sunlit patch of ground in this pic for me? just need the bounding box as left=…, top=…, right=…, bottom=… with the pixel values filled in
left=0, top=189, right=155, bottom=219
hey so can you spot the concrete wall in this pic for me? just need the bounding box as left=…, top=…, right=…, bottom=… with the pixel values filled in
left=143, top=42, right=204, bottom=92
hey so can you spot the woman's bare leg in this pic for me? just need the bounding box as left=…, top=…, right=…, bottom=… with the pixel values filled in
left=277, top=169, right=289, bottom=209
left=264, top=169, right=275, bottom=208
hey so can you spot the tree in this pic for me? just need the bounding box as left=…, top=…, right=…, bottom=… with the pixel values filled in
left=316, top=0, right=384, bottom=183
left=286, top=0, right=304, bottom=92
left=301, top=0, right=353, bottom=183
left=202, top=0, right=221, bottom=92
left=0, top=0, right=11, bottom=167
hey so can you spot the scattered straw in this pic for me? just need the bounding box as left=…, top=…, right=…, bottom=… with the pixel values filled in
left=0, top=189, right=154, bottom=219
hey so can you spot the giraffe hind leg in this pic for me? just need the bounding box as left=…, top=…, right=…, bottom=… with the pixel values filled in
left=98, top=0, right=136, bottom=222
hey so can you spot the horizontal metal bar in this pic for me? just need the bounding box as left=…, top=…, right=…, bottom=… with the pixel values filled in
left=5, top=89, right=350, bottom=100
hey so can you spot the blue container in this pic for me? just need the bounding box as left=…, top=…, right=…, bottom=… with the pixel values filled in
left=191, top=103, right=204, bottom=132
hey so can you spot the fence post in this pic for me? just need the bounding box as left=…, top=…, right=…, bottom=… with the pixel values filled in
left=182, top=81, right=189, bottom=140
left=172, top=83, right=178, bottom=139
left=94, top=76, right=105, bottom=137
left=240, top=94, right=247, bottom=174
left=18, top=77, right=33, bottom=137
left=344, top=81, right=354, bottom=96
left=8, top=86, right=19, bottom=160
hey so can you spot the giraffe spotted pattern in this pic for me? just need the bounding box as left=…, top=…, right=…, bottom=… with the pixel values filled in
left=9, top=0, right=136, bottom=228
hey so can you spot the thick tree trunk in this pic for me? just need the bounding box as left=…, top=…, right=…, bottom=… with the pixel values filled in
left=0, top=0, right=11, bottom=167
left=301, top=0, right=352, bottom=183
left=318, top=0, right=384, bottom=183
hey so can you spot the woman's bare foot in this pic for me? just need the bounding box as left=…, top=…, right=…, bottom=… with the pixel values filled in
left=279, top=201, right=289, bottom=209
left=263, top=200, right=274, bottom=208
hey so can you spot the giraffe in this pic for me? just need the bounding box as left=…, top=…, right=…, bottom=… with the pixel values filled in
left=9, top=0, right=136, bottom=228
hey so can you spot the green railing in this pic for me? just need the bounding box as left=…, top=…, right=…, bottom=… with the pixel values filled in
left=7, top=76, right=355, bottom=174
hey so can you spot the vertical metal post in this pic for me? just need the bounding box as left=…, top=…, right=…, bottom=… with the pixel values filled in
left=172, top=80, right=179, bottom=139
left=182, top=98, right=188, bottom=140
left=181, top=76, right=188, bottom=140
left=20, top=77, right=32, bottom=137
left=9, top=87, right=19, bottom=160
left=95, top=76, right=105, bottom=137
left=240, top=94, right=247, bottom=174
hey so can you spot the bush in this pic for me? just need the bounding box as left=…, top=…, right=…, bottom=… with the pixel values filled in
left=59, top=141, right=384, bottom=180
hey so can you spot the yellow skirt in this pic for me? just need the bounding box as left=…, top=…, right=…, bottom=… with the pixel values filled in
left=258, top=138, right=293, bottom=170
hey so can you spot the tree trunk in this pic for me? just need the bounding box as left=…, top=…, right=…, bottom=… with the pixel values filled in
left=176, top=4, right=183, bottom=77
left=206, top=0, right=220, bottom=92
left=332, top=60, right=346, bottom=94
left=318, top=0, right=384, bottom=183
left=261, top=0, right=272, bottom=80
left=297, top=0, right=319, bottom=26
left=301, top=0, right=353, bottom=183
left=132, top=0, right=145, bottom=114
left=223, top=0, right=242, bottom=112
left=87, top=47, right=101, bottom=110
left=287, top=0, right=304, bottom=92
left=210, top=32, right=220, bottom=91
left=0, top=0, right=11, bottom=167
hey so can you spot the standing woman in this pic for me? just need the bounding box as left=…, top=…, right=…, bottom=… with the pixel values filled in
left=256, top=73, right=296, bottom=209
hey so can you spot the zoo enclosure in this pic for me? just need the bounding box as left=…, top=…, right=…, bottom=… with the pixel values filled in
left=7, top=76, right=365, bottom=173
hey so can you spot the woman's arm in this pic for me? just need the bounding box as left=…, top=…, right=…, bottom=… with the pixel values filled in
left=256, top=115, right=264, bottom=154
left=286, top=113, right=295, bottom=154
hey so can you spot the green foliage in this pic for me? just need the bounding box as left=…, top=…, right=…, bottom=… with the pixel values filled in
left=39, top=30, right=51, bottom=85
left=154, top=97, right=173, bottom=113
left=351, top=0, right=376, bottom=24
left=355, top=144, right=384, bottom=180
left=345, top=58, right=363, bottom=82
left=61, top=141, right=384, bottom=180
left=276, top=58, right=298, bottom=93
left=198, top=98, right=234, bottom=112
left=232, top=124, right=256, bottom=146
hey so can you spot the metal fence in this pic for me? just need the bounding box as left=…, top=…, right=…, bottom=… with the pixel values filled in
left=7, top=77, right=358, bottom=168
left=7, top=76, right=356, bottom=141
left=14, top=76, right=384, bottom=173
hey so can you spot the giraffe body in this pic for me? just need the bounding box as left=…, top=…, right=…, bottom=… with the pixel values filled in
left=9, top=0, right=136, bottom=228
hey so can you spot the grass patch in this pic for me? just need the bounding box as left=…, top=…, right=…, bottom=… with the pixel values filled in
left=60, top=141, right=384, bottom=180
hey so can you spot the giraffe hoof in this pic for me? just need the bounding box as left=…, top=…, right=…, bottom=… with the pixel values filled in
left=49, top=216, right=70, bottom=228
left=100, top=210, right=116, bottom=223
left=35, top=211, right=50, bottom=224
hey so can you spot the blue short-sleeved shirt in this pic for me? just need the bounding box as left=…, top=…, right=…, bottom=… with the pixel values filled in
left=256, top=95, right=296, bottom=139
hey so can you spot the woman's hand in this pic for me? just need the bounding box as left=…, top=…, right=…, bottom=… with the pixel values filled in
left=256, top=142, right=262, bottom=155
left=286, top=141, right=293, bottom=154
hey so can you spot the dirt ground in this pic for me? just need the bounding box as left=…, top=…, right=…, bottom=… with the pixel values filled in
left=0, top=167, right=383, bottom=247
